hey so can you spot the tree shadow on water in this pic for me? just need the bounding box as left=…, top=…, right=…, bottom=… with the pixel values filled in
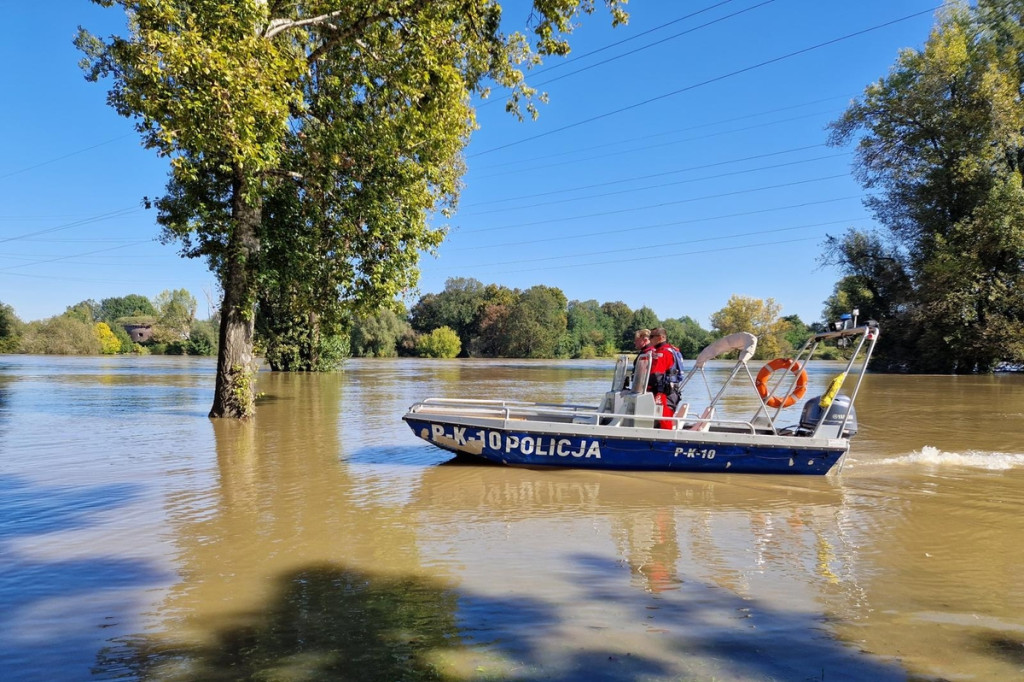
left=0, top=475, right=141, bottom=539
left=95, top=564, right=465, bottom=681
left=978, top=633, right=1024, bottom=668
left=0, top=475, right=159, bottom=676
left=566, top=551, right=915, bottom=682
left=93, top=563, right=672, bottom=681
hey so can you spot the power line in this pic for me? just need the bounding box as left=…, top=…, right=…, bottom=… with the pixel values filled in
left=470, top=6, right=939, bottom=157
left=472, top=95, right=852, bottom=173
left=480, top=1, right=771, bottom=108
left=451, top=195, right=866, bottom=251
left=0, top=133, right=137, bottom=181
left=460, top=151, right=849, bottom=216
left=454, top=217, right=869, bottom=269
left=527, top=0, right=740, bottom=79
left=530, top=0, right=777, bottom=89
left=464, top=143, right=829, bottom=207
left=0, top=206, right=143, bottom=244
left=0, top=241, right=155, bottom=272
left=457, top=174, right=853, bottom=234
left=472, top=108, right=845, bottom=181
left=442, top=234, right=829, bottom=276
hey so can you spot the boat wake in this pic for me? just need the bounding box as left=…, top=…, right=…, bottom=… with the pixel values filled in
left=868, top=445, right=1024, bottom=471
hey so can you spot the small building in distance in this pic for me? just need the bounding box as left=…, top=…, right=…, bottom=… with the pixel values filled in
left=122, top=322, right=154, bottom=343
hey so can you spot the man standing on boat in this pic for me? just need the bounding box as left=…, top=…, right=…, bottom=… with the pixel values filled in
left=625, top=329, right=653, bottom=390
left=649, top=328, right=684, bottom=428
left=634, top=328, right=652, bottom=358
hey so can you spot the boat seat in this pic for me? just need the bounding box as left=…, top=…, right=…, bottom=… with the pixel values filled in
left=685, top=406, right=715, bottom=432
left=672, top=402, right=689, bottom=429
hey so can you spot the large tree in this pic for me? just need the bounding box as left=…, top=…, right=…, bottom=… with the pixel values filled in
left=78, top=0, right=626, bottom=417
left=827, top=0, right=1024, bottom=372
left=410, top=277, right=489, bottom=356
left=710, top=295, right=792, bottom=359
left=661, top=316, right=713, bottom=358
left=153, top=288, right=197, bottom=340
left=563, top=299, right=617, bottom=357
left=98, top=294, right=156, bottom=324
left=0, top=302, right=21, bottom=353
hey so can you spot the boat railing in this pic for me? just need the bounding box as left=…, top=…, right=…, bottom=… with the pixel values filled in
left=411, top=398, right=771, bottom=435
left=413, top=398, right=598, bottom=420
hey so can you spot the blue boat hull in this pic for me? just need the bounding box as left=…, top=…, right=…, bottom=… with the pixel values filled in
left=404, top=417, right=846, bottom=475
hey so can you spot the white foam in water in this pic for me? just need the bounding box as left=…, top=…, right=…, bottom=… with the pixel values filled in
left=873, top=445, right=1024, bottom=471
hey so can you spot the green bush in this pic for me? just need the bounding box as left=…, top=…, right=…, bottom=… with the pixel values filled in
left=18, top=316, right=101, bottom=355
left=186, top=321, right=218, bottom=356
left=111, top=324, right=134, bottom=353
left=816, top=346, right=844, bottom=361
left=416, top=326, right=461, bottom=358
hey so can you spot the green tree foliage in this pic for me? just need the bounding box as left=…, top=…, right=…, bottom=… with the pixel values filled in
left=186, top=319, right=220, bottom=357
left=19, top=317, right=102, bottom=355
left=661, top=316, right=714, bottom=358
left=350, top=308, right=411, bottom=358
left=407, top=283, right=719, bottom=359
left=599, top=301, right=634, bottom=351
left=822, top=274, right=881, bottom=325
left=626, top=306, right=660, bottom=347
left=99, top=294, right=156, bottom=323
left=153, top=288, right=197, bottom=341
left=410, top=278, right=488, bottom=356
left=710, top=295, right=792, bottom=359
left=64, top=300, right=99, bottom=324
left=0, top=302, right=22, bottom=353
left=563, top=299, right=617, bottom=358
left=416, top=326, right=462, bottom=358
left=410, top=278, right=519, bottom=356
left=257, top=310, right=346, bottom=369
left=110, top=323, right=135, bottom=354
left=78, top=0, right=626, bottom=418
left=781, top=315, right=813, bottom=351
left=473, top=300, right=513, bottom=357
left=827, top=1, right=1024, bottom=372
left=497, top=285, right=568, bottom=358
left=94, top=322, right=122, bottom=354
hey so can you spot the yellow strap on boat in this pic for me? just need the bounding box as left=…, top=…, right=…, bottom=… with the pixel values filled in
left=819, top=372, right=847, bottom=408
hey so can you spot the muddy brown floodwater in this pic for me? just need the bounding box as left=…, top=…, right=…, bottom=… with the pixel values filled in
left=1, top=355, right=1023, bottom=680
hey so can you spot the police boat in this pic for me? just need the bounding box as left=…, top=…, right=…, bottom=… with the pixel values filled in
left=403, top=317, right=879, bottom=475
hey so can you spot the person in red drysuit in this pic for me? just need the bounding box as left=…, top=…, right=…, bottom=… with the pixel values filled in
left=647, top=328, right=677, bottom=428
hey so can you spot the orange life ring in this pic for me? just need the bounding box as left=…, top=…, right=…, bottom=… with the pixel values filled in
left=755, top=358, right=808, bottom=408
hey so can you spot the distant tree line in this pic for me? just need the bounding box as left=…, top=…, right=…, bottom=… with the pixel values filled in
left=0, top=281, right=822, bottom=364
left=294, top=278, right=821, bottom=364
left=0, top=290, right=217, bottom=356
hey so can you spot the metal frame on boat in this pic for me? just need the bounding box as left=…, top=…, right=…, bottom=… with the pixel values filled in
left=403, top=317, right=879, bottom=475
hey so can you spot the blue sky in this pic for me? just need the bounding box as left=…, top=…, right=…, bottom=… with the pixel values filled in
left=0, top=1, right=942, bottom=327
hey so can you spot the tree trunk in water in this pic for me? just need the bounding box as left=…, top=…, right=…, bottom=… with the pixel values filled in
left=307, top=311, right=320, bottom=370
left=210, top=172, right=261, bottom=419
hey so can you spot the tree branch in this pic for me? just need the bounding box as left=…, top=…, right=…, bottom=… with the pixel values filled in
left=264, top=10, right=347, bottom=39
left=304, top=0, right=432, bottom=65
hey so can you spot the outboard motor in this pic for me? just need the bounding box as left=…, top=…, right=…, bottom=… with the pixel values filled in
left=799, top=393, right=857, bottom=438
